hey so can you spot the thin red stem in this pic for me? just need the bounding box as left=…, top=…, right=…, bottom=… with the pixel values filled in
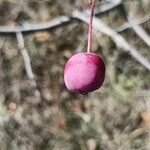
left=87, top=0, right=96, bottom=53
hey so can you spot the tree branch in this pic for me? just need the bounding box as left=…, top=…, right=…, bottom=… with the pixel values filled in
left=16, top=32, right=41, bottom=103
left=0, top=16, right=72, bottom=34
left=73, top=10, right=150, bottom=71
left=129, top=21, right=150, bottom=47
left=0, top=1, right=122, bottom=34
left=0, top=1, right=149, bottom=35
left=128, top=126, right=150, bottom=140
left=116, top=13, right=150, bottom=32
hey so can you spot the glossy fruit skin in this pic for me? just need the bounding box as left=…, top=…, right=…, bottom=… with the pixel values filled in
left=64, top=52, right=105, bottom=94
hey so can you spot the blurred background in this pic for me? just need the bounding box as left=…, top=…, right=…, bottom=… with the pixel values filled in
left=0, top=0, right=150, bottom=150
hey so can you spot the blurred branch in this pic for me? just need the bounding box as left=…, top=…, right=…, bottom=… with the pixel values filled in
left=0, top=0, right=149, bottom=72
left=0, top=37, right=5, bottom=49
left=23, top=6, right=38, bottom=20
left=116, top=14, right=150, bottom=32
left=0, top=1, right=122, bottom=34
left=0, top=0, right=149, bottom=34
left=118, top=4, right=150, bottom=47
left=73, top=10, right=150, bottom=71
left=0, top=37, right=5, bottom=85
left=16, top=32, right=41, bottom=103
left=0, top=16, right=72, bottom=33
left=128, top=126, right=150, bottom=140
left=0, top=1, right=148, bottom=34
left=136, top=90, right=150, bottom=97
left=130, top=22, right=150, bottom=47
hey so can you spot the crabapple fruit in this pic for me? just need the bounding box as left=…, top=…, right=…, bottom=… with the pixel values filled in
left=64, top=52, right=105, bottom=94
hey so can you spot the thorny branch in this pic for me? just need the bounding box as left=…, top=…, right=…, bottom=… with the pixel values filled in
left=16, top=32, right=41, bottom=103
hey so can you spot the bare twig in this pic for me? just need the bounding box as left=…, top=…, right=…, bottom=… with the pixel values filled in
left=23, top=6, right=38, bottom=20
left=0, top=0, right=149, bottom=34
left=119, top=4, right=150, bottom=47
left=0, top=16, right=72, bottom=33
left=136, top=90, right=150, bottom=97
left=73, top=10, right=150, bottom=71
left=0, top=37, right=5, bottom=84
left=0, top=12, right=148, bottom=35
left=0, top=1, right=122, bottom=34
left=116, top=14, right=150, bottom=32
left=127, top=126, right=150, bottom=140
left=0, top=37, right=5, bottom=49
left=0, top=37, right=6, bottom=105
left=16, top=32, right=41, bottom=103
left=130, top=23, right=150, bottom=47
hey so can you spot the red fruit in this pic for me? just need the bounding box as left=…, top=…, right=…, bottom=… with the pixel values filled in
left=64, top=52, right=105, bottom=94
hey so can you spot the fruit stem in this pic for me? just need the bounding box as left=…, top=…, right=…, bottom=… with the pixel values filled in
left=87, top=0, right=96, bottom=53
